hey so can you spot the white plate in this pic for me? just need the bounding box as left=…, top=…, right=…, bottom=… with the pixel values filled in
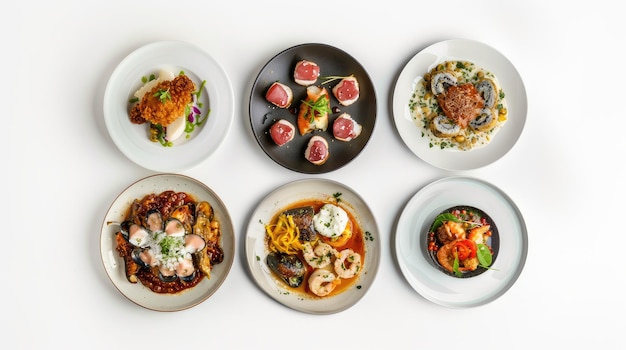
left=392, top=39, right=527, bottom=170
left=395, top=176, right=528, bottom=308
left=100, top=173, right=235, bottom=311
left=245, top=178, right=381, bottom=314
left=103, top=41, right=234, bottom=172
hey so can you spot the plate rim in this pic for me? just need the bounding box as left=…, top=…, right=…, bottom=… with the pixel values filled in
left=244, top=177, right=381, bottom=314
left=248, top=42, right=377, bottom=174
left=103, top=40, right=234, bottom=172
left=99, top=173, right=235, bottom=312
left=392, top=38, right=528, bottom=170
left=394, top=175, right=528, bottom=308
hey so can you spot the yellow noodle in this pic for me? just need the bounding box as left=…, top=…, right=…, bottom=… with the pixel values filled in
left=266, top=214, right=303, bottom=254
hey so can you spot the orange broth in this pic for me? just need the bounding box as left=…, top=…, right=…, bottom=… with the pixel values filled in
left=267, top=199, right=365, bottom=298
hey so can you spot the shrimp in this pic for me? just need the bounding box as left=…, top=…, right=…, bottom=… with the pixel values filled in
left=302, top=242, right=337, bottom=268
left=308, top=269, right=339, bottom=297
left=468, top=225, right=490, bottom=244
left=437, top=240, right=479, bottom=273
left=334, top=249, right=362, bottom=279
left=436, top=220, right=466, bottom=244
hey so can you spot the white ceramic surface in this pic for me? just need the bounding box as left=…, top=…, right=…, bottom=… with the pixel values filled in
left=395, top=176, right=528, bottom=308
left=103, top=40, right=234, bottom=172
left=392, top=39, right=527, bottom=170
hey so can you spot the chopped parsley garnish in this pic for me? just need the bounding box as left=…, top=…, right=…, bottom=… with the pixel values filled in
left=301, top=95, right=331, bottom=123
left=153, top=89, right=171, bottom=103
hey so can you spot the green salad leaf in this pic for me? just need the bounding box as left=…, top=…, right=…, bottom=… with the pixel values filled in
left=430, top=213, right=462, bottom=232
left=476, top=244, right=492, bottom=267
left=453, top=256, right=462, bottom=277
left=153, top=89, right=171, bottom=103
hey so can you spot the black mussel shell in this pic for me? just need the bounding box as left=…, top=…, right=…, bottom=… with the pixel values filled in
left=282, top=206, right=317, bottom=242
left=145, top=209, right=163, bottom=233
left=130, top=248, right=150, bottom=268
left=119, top=221, right=151, bottom=248
left=266, top=252, right=306, bottom=288
left=179, top=270, right=196, bottom=283
left=169, top=203, right=196, bottom=233
left=119, top=220, right=136, bottom=241
left=158, top=270, right=178, bottom=283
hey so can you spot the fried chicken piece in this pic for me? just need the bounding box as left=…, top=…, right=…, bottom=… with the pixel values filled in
left=436, top=83, right=484, bottom=129
left=129, top=75, right=196, bottom=126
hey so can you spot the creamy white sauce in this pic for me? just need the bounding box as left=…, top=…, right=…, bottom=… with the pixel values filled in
left=313, top=204, right=349, bottom=238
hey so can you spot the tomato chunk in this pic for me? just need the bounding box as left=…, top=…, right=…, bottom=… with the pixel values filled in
left=453, top=239, right=477, bottom=260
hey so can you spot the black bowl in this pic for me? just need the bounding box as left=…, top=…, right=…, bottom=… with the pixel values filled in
left=426, top=205, right=500, bottom=278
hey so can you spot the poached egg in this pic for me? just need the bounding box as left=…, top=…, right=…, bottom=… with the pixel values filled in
left=313, top=204, right=349, bottom=238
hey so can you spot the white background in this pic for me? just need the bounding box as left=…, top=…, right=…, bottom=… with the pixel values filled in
left=4, top=1, right=624, bottom=349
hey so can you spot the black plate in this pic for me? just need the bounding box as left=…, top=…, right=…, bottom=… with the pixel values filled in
left=249, top=43, right=377, bottom=174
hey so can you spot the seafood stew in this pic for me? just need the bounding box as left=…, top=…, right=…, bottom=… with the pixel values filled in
left=264, top=198, right=366, bottom=298
left=426, top=205, right=499, bottom=278
left=113, top=190, right=224, bottom=294
left=409, top=60, right=508, bottom=151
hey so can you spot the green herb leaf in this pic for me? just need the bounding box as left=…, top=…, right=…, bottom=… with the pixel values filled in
left=150, top=124, right=172, bottom=147
left=333, top=192, right=342, bottom=202
left=319, top=75, right=352, bottom=85
left=195, top=80, right=207, bottom=99
left=153, top=89, right=171, bottom=103
left=301, top=95, right=330, bottom=123
left=476, top=244, right=492, bottom=267
left=430, top=213, right=461, bottom=232
left=453, top=255, right=462, bottom=277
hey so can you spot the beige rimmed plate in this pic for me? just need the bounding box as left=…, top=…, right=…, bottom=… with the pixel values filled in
left=245, top=178, right=380, bottom=314
left=100, top=173, right=235, bottom=311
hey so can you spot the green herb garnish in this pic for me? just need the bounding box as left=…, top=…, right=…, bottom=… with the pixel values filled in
left=159, top=235, right=183, bottom=258
left=301, top=95, right=330, bottom=123
left=153, top=89, right=171, bottom=103
left=142, top=74, right=156, bottom=84
left=430, top=213, right=462, bottom=232
left=430, top=212, right=483, bottom=232
left=319, top=75, right=353, bottom=85
left=195, top=80, right=206, bottom=99
left=453, top=255, right=462, bottom=277
left=333, top=192, right=342, bottom=202
left=476, top=244, right=493, bottom=267
left=150, top=123, right=172, bottom=147
left=452, top=244, right=496, bottom=277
